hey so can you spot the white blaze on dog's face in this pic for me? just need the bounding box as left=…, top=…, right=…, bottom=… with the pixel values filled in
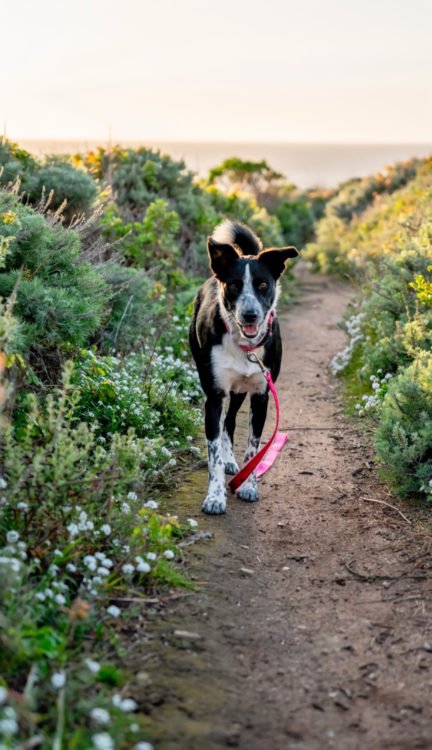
left=207, top=237, right=298, bottom=341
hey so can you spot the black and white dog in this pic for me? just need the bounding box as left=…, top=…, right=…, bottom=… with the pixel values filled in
left=189, top=220, right=298, bottom=514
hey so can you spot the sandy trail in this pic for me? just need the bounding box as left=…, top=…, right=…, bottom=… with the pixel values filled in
left=133, top=270, right=432, bottom=750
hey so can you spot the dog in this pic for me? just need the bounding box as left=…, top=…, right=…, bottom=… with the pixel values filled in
left=189, top=220, right=298, bottom=514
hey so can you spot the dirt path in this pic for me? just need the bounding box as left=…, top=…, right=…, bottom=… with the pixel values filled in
left=134, top=270, right=432, bottom=749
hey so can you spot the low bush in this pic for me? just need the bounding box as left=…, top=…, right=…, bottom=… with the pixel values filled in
left=72, top=348, right=201, bottom=446
left=0, top=192, right=109, bottom=374
left=0, top=139, right=97, bottom=220
left=26, top=158, right=97, bottom=219
left=321, top=157, right=432, bottom=502
left=0, top=363, right=200, bottom=748
left=374, top=354, right=432, bottom=499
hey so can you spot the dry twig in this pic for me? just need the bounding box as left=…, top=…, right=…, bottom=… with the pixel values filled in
left=361, top=496, right=412, bottom=525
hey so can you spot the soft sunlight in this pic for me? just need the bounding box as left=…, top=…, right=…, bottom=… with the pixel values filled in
left=2, top=0, right=432, bottom=143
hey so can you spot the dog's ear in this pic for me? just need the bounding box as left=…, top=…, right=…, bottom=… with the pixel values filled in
left=258, top=246, right=299, bottom=279
left=207, top=237, right=241, bottom=280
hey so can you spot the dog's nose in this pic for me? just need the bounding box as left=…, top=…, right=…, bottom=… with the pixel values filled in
left=243, top=310, right=258, bottom=323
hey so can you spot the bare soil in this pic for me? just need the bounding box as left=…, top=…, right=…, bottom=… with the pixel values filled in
left=129, top=270, right=432, bottom=749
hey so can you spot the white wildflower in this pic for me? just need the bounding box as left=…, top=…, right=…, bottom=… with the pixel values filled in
left=121, top=563, right=134, bottom=576
left=6, top=531, right=19, bottom=544
left=163, top=550, right=175, bottom=560
left=127, top=491, right=138, bottom=501
left=85, top=658, right=101, bottom=673
left=0, top=717, right=18, bottom=735
left=136, top=560, right=151, bottom=574
left=84, top=555, right=98, bottom=572
left=92, top=732, right=115, bottom=750
left=90, top=707, right=111, bottom=725
left=51, top=672, right=66, bottom=689
left=119, top=698, right=138, bottom=712
left=101, top=524, right=112, bottom=536
left=187, top=518, right=198, bottom=528
left=144, top=500, right=158, bottom=510
left=146, top=552, right=157, bottom=561
left=16, top=502, right=29, bottom=511
left=107, top=605, right=121, bottom=618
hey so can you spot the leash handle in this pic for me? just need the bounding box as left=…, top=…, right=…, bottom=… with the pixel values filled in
left=227, top=370, right=280, bottom=493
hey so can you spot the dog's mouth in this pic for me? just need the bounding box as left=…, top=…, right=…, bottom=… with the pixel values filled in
left=240, top=323, right=259, bottom=338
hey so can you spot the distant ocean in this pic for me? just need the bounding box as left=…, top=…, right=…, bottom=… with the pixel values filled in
left=19, top=140, right=432, bottom=189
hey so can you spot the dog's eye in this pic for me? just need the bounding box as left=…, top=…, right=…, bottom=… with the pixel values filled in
left=256, top=280, right=269, bottom=291
left=228, top=280, right=242, bottom=292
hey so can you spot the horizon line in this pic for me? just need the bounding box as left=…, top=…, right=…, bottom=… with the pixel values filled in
left=11, top=137, right=432, bottom=148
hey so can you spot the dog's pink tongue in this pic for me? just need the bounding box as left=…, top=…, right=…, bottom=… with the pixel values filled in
left=243, top=324, right=258, bottom=336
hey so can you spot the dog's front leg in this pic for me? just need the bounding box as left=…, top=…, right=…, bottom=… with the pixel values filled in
left=222, top=391, right=246, bottom=475
left=202, top=391, right=227, bottom=514
left=237, top=391, right=269, bottom=503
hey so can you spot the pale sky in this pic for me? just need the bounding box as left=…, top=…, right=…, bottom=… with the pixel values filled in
left=2, top=0, right=432, bottom=143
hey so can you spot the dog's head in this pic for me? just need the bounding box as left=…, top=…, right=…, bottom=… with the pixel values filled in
left=208, top=236, right=298, bottom=342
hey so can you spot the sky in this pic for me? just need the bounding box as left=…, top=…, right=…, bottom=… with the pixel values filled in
left=2, top=0, right=432, bottom=143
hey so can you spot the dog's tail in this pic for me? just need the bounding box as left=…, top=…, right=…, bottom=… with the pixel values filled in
left=211, top=220, right=262, bottom=256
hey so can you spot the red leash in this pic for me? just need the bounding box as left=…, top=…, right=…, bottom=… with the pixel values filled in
left=228, top=353, right=281, bottom=493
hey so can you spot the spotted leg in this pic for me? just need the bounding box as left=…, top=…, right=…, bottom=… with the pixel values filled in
left=222, top=392, right=247, bottom=475
left=202, top=391, right=227, bottom=514
left=237, top=391, right=269, bottom=503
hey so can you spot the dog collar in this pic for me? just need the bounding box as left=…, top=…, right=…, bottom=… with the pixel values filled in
left=223, top=311, right=275, bottom=352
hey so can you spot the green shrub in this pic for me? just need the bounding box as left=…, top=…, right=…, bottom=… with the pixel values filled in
left=374, top=354, right=432, bottom=499
left=0, top=138, right=38, bottom=187
left=275, top=198, right=315, bottom=247
left=0, top=362, right=199, bottom=747
left=26, top=159, right=97, bottom=219
left=0, top=192, right=109, bottom=368
left=97, top=262, right=158, bottom=351
left=0, top=139, right=97, bottom=221
left=306, top=158, right=422, bottom=275
left=101, top=198, right=180, bottom=269
left=72, top=348, right=201, bottom=445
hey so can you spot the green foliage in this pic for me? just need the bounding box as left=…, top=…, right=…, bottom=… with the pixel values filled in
left=0, top=137, right=38, bottom=186
left=76, top=146, right=217, bottom=271
left=0, top=138, right=304, bottom=746
left=102, top=198, right=180, bottom=268
left=97, top=262, right=160, bottom=351
left=374, top=354, right=432, bottom=498
left=0, top=191, right=109, bottom=367
left=0, top=363, right=198, bottom=747
left=0, top=139, right=97, bottom=220
left=321, top=156, right=432, bottom=503
left=409, top=265, right=432, bottom=307
left=72, top=348, right=201, bottom=445
left=306, top=158, right=422, bottom=275
left=77, top=146, right=293, bottom=273
left=205, top=185, right=284, bottom=248
left=26, top=159, right=97, bottom=219
left=208, top=157, right=284, bottom=195
left=275, top=198, right=315, bottom=248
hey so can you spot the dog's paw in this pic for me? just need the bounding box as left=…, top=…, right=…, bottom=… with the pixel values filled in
left=225, top=461, right=239, bottom=476
left=237, top=484, right=259, bottom=503
left=202, top=493, right=226, bottom=515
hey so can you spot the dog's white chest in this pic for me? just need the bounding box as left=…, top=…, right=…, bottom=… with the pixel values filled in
left=211, top=335, right=267, bottom=395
